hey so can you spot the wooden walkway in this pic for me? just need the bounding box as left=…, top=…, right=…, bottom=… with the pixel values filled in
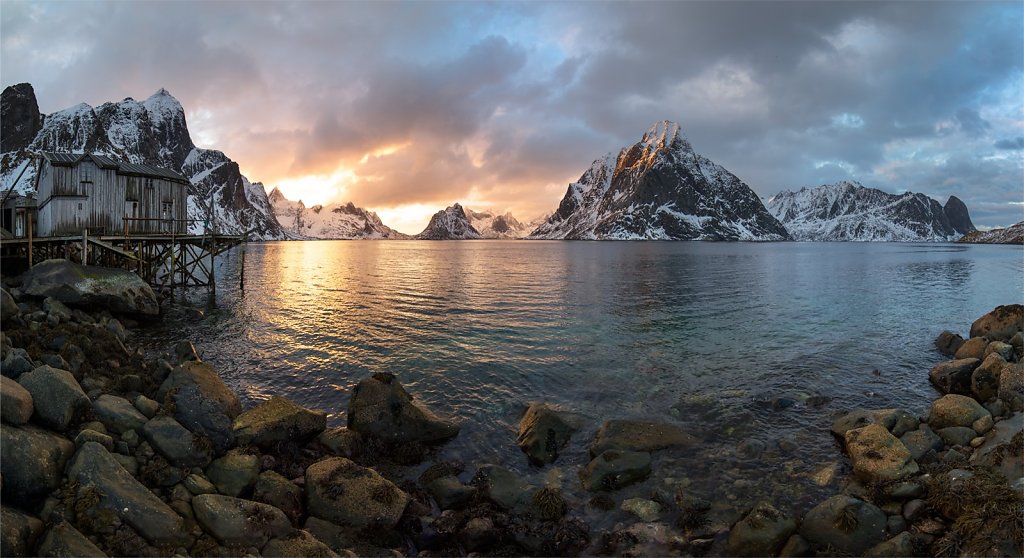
left=0, top=231, right=246, bottom=293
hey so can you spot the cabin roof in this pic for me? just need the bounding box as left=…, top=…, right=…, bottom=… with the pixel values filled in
left=39, top=152, right=190, bottom=184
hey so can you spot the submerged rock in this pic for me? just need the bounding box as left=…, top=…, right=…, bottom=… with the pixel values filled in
left=475, top=464, right=534, bottom=511
left=580, top=450, right=651, bottom=491
left=305, top=457, right=409, bottom=528
left=156, top=361, right=242, bottom=454
left=346, top=373, right=459, bottom=444
left=19, top=259, right=159, bottom=317
left=970, top=304, right=1024, bottom=342
left=590, top=419, right=697, bottom=456
left=517, top=403, right=583, bottom=465
left=0, top=424, right=75, bottom=503
left=799, top=495, right=887, bottom=556
left=232, top=395, right=327, bottom=449
left=727, top=501, right=796, bottom=557
left=66, top=441, right=188, bottom=545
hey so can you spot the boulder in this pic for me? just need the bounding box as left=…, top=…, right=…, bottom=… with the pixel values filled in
left=985, top=341, right=1015, bottom=361
left=864, top=532, right=914, bottom=557
left=92, top=394, right=148, bottom=434
left=184, top=473, right=218, bottom=496
left=263, top=530, right=340, bottom=558
left=1, top=349, right=34, bottom=379
left=621, top=498, right=661, bottom=522
left=303, top=517, right=355, bottom=554
left=779, top=534, right=811, bottom=558
left=937, top=426, right=976, bottom=447
left=799, top=495, right=887, bottom=556
left=317, top=427, right=361, bottom=458
left=970, top=304, right=1023, bottom=342
left=192, top=493, right=291, bottom=547
left=74, top=429, right=114, bottom=451
left=156, top=361, right=242, bottom=454
left=1, top=506, right=43, bottom=557
left=830, top=408, right=918, bottom=439
left=955, top=336, right=988, bottom=360
left=66, top=442, right=188, bottom=545
left=476, top=464, right=533, bottom=511
left=305, top=457, right=409, bottom=528
left=580, top=450, right=651, bottom=491
left=929, top=394, right=990, bottom=429
left=590, top=419, right=697, bottom=457
left=1, top=288, right=19, bottom=321
left=424, top=475, right=474, bottom=511
left=0, top=424, right=75, bottom=502
left=19, top=259, right=159, bottom=317
left=232, top=396, right=327, bottom=449
left=43, top=297, right=72, bottom=323
left=727, top=501, right=796, bottom=557
left=172, top=340, right=200, bottom=364
left=36, top=521, right=106, bottom=558
left=133, top=395, right=159, bottom=419
left=972, top=354, right=1007, bottom=402
left=460, top=517, right=500, bottom=552
left=844, top=424, right=918, bottom=483
left=142, top=415, right=213, bottom=468
left=346, top=373, right=459, bottom=444
left=17, top=365, right=89, bottom=431
left=0, top=375, right=33, bottom=425
left=253, top=470, right=304, bottom=526
left=929, top=358, right=980, bottom=395
left=517, top=403, right=583, bottom=465
left=934, top=330, right=964, bottom=356
left=970, top=412, right=1023, bottom=487
left=999, top=362, right=1024, bottom=412
left=206, top=450, right=260, bottom=497
left=899, top=426, right=944, bottom=461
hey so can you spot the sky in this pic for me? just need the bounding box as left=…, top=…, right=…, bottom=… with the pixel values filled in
left=2, top=1, right=1022, bottom=233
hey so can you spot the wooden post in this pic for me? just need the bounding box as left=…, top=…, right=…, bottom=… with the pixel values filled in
left=82, top=229, right=88, bottom=265
left=27, top=213, right=33, bottom=267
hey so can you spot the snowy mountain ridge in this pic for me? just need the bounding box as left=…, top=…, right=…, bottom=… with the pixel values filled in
left=416, top=203, right=482, bottom=239
left=530, top=120, right=789, bottom=240
left=268, top=187, right=408, bottom=239
left=0, top=83, right=286, bottom=239
left=765, top=181, right=975, bottom=241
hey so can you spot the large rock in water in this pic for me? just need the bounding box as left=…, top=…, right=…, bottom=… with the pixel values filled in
left=156, top=360, right=242, bottom=454
left=232, top=395, right=326, bottom=449
left=18, top=259, right=159, bottom=317
left=929, top=358, right=979, bottom=395
left=590, top=419, right=698, bottom=456
left=844, top=424, right=919, bottom=483
left=970, top=304, right=1024, bottom=342
left=517, top=403, right=583, bottom=465
left=305, top=457, right=409, bottom=528
left=580, top=450, right=652, bottom=491
left=346, top=373, right=458, bottom=444
left=799, top=495, right=887, bottom=555
left=727, top=502, right=796, bottom=557
left=0, top=424, right=75, bottom=503
left=66, top=442, right=188, bottom=545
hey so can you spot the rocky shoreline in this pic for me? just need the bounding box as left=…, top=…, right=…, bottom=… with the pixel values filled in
left=1, top=259, right=1022, bottom=557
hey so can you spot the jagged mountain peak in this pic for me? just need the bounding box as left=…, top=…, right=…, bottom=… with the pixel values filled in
left=530, top=122, right=788, bottom=240
left=766, top=181, right=973, bottom=241
left=463, top=207, right=531, bottom=238
left=268, top=187, right=407, bottom=239
left=416, top=203, right=482, bottom=240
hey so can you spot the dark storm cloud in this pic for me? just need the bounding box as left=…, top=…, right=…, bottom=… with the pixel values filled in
left=2, top=1, right=1021, bottom=228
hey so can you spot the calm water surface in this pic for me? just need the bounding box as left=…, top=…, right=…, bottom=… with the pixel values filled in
left=145, top=241, right=1022, bottom=524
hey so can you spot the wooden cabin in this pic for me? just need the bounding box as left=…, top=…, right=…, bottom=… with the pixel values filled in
left=35, top=152, right=189, bottom=237
left=1, top=194, right=36, bottom=239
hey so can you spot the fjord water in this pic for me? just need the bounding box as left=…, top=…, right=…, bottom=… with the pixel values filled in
left=151, top=241, right=1020, bottom=519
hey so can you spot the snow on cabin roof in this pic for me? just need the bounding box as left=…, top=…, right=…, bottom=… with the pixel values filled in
left=39, top=152, right=189, bottom=184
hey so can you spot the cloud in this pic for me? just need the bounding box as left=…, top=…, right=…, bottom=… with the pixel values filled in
left=2, top=1, right=1022, bottom=228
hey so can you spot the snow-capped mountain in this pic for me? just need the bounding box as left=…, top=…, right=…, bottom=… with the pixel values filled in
left=529, top=121, right=789, bottom=240
left=958, top=222, right=1023, bottom=245
left=268, top=187, right=408, bottom=239
left=0, top=83, right=285, bottom=239
left=416, top=203, right=482, bottom=239
left=765, top=181, right=975, bottom=241
left=464, top=208, right=533, bottom=238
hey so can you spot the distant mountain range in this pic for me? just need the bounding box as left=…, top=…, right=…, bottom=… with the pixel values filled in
left=765, top=181, right=975, bottom=241
left=958, top=222, right=1023, bottom=244
left=2, top=84, right=994, bottom=243
left=1, top=83, right=286, bottom=239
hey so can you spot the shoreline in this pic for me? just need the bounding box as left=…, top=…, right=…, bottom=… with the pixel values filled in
left=1, top=260, right=1021, bottom=557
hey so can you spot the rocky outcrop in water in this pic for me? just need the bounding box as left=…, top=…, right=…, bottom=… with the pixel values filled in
left=530, top=121, right=789, bottom=240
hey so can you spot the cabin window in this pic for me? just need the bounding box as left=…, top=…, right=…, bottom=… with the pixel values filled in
left=78, top=203, right=83, bottom=211
left=80, top=165, right=91, bottom=182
